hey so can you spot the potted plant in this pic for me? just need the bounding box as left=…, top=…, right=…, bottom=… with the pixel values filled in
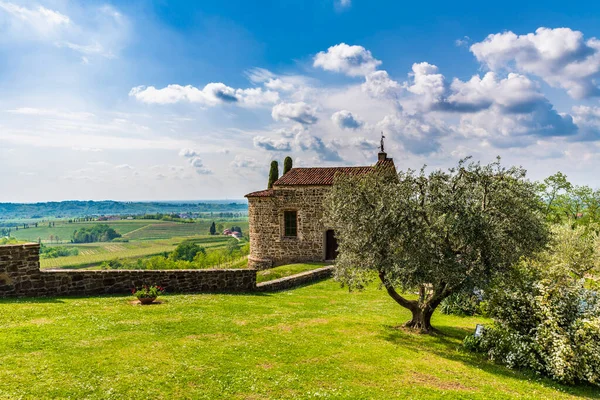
left=132, top=285, right=164, bottom=305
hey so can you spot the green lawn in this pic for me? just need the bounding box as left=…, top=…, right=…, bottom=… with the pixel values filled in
left=0, top=280, right=597, bottom=400
left=256, top=263, right=328, bottom=283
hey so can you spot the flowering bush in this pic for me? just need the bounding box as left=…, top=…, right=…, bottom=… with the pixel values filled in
left=132, top=285, right=164, bottom=300
left=464, top=224, right=600, bottom=385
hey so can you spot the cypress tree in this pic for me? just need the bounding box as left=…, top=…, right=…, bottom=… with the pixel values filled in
left=268, top=160, right=279, bottom=189
left=209, top=222, right=216, bottom=235
left=283, top=156, right=293, bottom=175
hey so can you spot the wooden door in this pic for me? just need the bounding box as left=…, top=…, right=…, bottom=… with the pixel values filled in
left=325, top=230, right=338, bottom=260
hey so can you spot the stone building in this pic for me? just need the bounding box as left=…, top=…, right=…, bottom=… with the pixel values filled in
left=245, top=151, right=396, bottom=269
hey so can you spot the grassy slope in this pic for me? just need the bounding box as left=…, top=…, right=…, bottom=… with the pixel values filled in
left=256, top=263, right=328, bottom=283
left=9, top=219, right=249, bottom=243
left=0, top=280, right=597, bottom=399
left=39, top=236, right=234, bottom=269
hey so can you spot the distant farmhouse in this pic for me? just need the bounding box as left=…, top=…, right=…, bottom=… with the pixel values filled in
left=245, top=149, right=396, bottom=269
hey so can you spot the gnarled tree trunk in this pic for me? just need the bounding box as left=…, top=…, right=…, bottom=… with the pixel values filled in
left=378, top=271, right=444, bottom=334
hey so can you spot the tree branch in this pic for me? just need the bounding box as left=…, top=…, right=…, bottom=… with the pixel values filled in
left=378, top=270, right=417, bottom=310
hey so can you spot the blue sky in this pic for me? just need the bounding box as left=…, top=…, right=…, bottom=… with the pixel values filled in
left=1, top=0, right=600, bottom=202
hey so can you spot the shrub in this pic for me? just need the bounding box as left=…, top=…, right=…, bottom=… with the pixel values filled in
left=40, top=245, right=79, bottom=259
left=439, top=292, right=482, bottom=316
left=171, top=241, right=206, bottom=262
left=465, top=224, right=600, bottom=385
left=132, top=285, right=164, bottom=300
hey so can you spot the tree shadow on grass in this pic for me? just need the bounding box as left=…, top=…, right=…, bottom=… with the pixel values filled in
left=380, top=324, right=600, bottom=398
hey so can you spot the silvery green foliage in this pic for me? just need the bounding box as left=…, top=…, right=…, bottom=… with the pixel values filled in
left=466, top=225, right=600, bottom=385
left=324, top=157, right=548, bottom=331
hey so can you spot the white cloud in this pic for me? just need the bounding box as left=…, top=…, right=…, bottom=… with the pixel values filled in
left=0, top=2, right=70, bottom=37
left=295, top=131, right=342, bottom=161
left=314, top=43, right=382, bottom=77
left=179, top=148, right=199, bottom=158
left=350, top=137, right=379, bottom=150
left=571, top=106, right=600, bottom=141
left=6, top=107, right=94, bottom=120
left=362, top=70, right=401, bottom=99
left=231, top=155, right=260, bottom=169
left=272, top=102, right=318, bottom=124
left=188, top=157, right=212, bottom=175
left=470, top=27, right=600, bottom=99
left=129, top=83, right=279, bottom=107
left=406, top=62, right=447, bottom=107
left=0, top=2, right=127, bottom=61
left=378, top=113, right=447, bottom=155
left=455, top=36, right=470, bottom=47
left=331, top=110, right=364, bottom=130
left=115, top=164, right=134, bottom=170
left=253, top=136, right=292, bottom=151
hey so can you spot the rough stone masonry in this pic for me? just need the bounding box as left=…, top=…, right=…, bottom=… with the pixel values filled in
left=0, top=243, right=256, bottom=297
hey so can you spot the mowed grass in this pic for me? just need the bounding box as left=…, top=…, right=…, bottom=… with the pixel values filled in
left=40, top=236, right=234, bottom=269
left=257, top=263, right=328, bottom=283
left=0, top=280, right=597, bottom=399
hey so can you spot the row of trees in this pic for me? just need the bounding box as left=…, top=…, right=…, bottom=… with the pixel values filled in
left=268, top=156, right=293, bottom=188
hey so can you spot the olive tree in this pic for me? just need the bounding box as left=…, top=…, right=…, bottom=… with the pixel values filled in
left=324, top=158, right=548, bottom=333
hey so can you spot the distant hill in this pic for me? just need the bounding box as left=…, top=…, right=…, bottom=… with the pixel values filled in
left=0, top=200, right=248, bottom=220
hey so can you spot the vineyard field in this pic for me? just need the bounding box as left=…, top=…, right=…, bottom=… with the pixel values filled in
left=40, top=235, right=234, bottom=269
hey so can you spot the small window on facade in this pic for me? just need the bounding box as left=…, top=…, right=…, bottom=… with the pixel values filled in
left=284, top=211, right=297, bottom=237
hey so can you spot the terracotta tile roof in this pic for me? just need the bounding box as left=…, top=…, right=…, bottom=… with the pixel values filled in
left=272, top=158, right=396, bottom=186
left=245, top=189, right=274, bottom=198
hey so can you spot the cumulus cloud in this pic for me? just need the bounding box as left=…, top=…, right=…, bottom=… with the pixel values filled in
left=362, top=70, right=401, bottom=99
left=295, top=131, right=342, bottom=161
left=331, top=110, right=364, bottom=130
left=178, top=148, right=212, bottom=174
left=457, top=105, right=577, bottom=147
left=188, top=157, right=212, bottom=174
left=350, top=137, right=379, bottom=150
left=114, top=164, right=134, bottom=170
left=378, top=113, right=447, bottom=155
left=470, top=27, right=600, bottom=99
left=276, top=124, right=306, bottom=138
left=253, top=136, right=292, bottom=151
left=129, top=83, right=279, bottom=107
left=178, top=148, right=199, bottom=158
left=402, top=63, right=578, bottom=143
left=272, top=102, right=318, bottom=124
left=406, top=62, right=447, bottom=107
left=571, top=106, right=600, bottom=141
left=231, top=155, right=260, bottom=169
left=313, top=43, right=382, bottom=77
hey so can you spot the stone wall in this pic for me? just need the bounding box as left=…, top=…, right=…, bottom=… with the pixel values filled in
left=248, top=185, right=332, bottom=269
left=0, top=244, right=255, bottom=298
left=256, top=266, right=334, bottom=292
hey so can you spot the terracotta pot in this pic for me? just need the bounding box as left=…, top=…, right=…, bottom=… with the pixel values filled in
left=138, top=297, right=157, bottom=305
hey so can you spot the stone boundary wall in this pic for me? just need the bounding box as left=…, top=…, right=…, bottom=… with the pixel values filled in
left=256, top=266, right=334, bottom=292
left=0, top=244, right=255, bottom=297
